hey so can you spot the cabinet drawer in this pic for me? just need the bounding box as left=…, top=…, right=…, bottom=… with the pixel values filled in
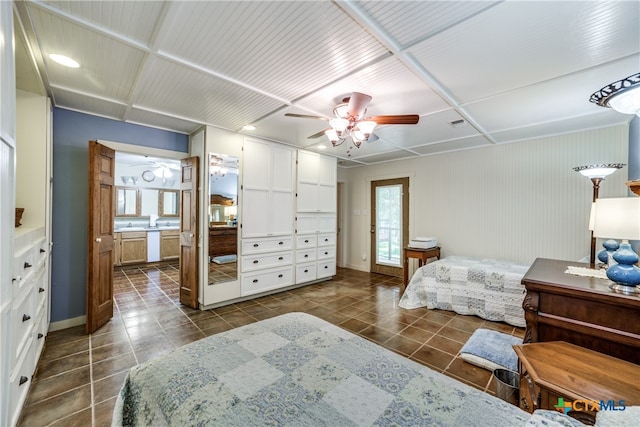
left=317, top=260, right=336, bottom=278
left=241, top=267, right=294, bottom=296
left=296, top=248, right=316, bottom=263
left=33, top=309, right=48, bottom=363
left=241, top=251, right=292, bottom=272
left=9, top=337, right=35, bottom=427
left=296, top=235, right=317, bottom=249
left=316, top=246, right=335, bottom=260
left=13, top=247, right=35, bottom=296
left=317, top=233, right=336, bottom=247
left=295, top=263, right=317, bottom=284
left=12, top=287, right=35, bottom=365
left=242, top=237, right=292, bottom=254
left=33, top=264, right=47, bottom=314
left=120, top=231, right=147, bottom=239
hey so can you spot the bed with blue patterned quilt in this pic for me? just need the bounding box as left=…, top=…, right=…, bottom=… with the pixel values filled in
left=112, top=312, right=537, bottom=426
left=399, top=256, right=530, bottom=327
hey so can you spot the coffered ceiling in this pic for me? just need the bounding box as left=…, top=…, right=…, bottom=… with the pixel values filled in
left=14, top=1, right=640, bottom=167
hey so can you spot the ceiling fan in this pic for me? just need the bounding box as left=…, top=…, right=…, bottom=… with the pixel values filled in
left=285, top=92, right=420, bottom=151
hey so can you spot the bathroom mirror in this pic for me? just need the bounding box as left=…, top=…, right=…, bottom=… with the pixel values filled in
left=208, top=153, right=239, bottom=285
left=159, top=189, right=179, bottom=217
left=115, top=187, right=140, bottom=216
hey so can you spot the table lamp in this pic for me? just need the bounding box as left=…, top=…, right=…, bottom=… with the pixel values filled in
left=592, top=197, right=640, bottom=294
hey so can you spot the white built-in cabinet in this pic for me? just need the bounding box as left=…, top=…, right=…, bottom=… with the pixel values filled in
left=4, top=88, right=53, bottom=426
left=240, top=138, right=296, bottom=296
left=295, top=151, right=337, bottom=283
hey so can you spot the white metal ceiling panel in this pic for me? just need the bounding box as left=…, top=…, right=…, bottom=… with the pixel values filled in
left=127, top=108, right=200, bottom=135
left=490, top=110, right=631, bottom=144
left=158, top=1, right=390, bottom=101
left=133, top=57, right=286, bottom=131
left=356, top=0, right=500, bottom=49
left=27, top=6, right=147, bottom=101
left=409, top=1, right=640, bottom=103
left=464, top=56, right=640, bottom=133
left=52, top=87, right=128, bottom=120
left=293, top=57, right=448, bottom=116
left=345, top=149, right=420, bottom=165
left=410, top=136, right=490, bottom=156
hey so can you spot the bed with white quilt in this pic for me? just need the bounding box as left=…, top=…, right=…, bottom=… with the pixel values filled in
left=399, top=256, right=530, bottom=327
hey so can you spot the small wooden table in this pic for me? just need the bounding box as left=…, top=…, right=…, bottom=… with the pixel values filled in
left=403, top=246, right=440, bottom=285
left=514, top=341, right=640, bottom=423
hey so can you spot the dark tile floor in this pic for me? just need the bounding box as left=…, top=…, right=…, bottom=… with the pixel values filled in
left=18, top=263, right=524, bottom=426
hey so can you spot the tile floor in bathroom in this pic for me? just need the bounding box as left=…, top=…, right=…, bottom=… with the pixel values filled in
left=18, top=263, right=524, bottom=426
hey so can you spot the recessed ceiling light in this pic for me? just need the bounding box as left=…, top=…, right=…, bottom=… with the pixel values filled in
left=242, top=124, right=256, bottom=131
left=317, top=144, right=327, bottom=150
left=49, top=54, right=80, bottom=68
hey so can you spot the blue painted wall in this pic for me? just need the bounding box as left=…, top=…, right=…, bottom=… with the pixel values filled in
left=51, top=108, right=188, bottom=323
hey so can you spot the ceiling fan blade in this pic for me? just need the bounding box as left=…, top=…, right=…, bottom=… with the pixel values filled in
left=285, top=113, right=329, bottom=121
left=308, top=128, right=330, bottom=139
left=367, top=133, right=379, bottom=143
left=347, top=92, right=372, bottom=118
left=369, top=115, right=420, bottom=125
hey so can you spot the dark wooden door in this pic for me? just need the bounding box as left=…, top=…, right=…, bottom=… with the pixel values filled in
left=180, top=156, right=199, bottom=308
left=86, top=141, right=115, bottom=334
left=370, top=177, right=409, bottom=277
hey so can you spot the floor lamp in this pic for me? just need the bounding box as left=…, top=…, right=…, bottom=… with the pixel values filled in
left=573, top=164, right=625, bottom=267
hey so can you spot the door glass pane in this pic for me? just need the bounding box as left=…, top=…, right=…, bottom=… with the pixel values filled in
left=376, top=184, right=402, bottom=266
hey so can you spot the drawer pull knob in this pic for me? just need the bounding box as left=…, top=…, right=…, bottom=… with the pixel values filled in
left=38, top=333, right=44, bottom=339
left=253, top=243, right=259, bottom=247
left=22, top=314, right=31, bottom=322
left=278, top=274, right=283, bottom=278
left=304, top=240, right=309, bottom=243
left=19, top=376, right=28, bottom=386
left=324, top=266, right=328, bottom=269
left=253, top=260, right=259, bottom=264
left=304, top=269, right=308, bottom=273
left=278, top=257, right=283, bottom=260
left=39, top=287, right=45, bottom=293
left=304, top=254, right=309, bottom=258
left=24, top=262, right=32, bottom=269
left=324, top=252, right=328, bottom=255
left=40, top=248, right=46, bottom=253
left=252, top=279, right=258, bottom=283
left=278, top=241, right=284, bottom=245
left=324, top=238, right=329, bottom=242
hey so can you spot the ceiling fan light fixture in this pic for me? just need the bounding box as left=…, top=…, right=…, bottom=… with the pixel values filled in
left=357, top=120, right=377, bottom=138
left=333, top=103, right=349, bottom=119
left=590, top=73, right=640, bottom=117
left=330, top=118, right=349, bottom=136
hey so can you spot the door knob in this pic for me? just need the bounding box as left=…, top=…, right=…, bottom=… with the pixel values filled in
left=96, top=238, right=102, bottom=243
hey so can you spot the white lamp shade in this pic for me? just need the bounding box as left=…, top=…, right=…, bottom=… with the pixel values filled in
left=608, top=85, right=640, bottom=116
left=325, top=129, right=339, bottom=142
left=578, top=167, right=619, bottom=179
left=329, top=118, right=348, bottom=134
left=357, top=120, right=377, bottom=136
left=592, top=197, right=640, bottom=240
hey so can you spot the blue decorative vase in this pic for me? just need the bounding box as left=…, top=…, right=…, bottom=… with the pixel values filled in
left=606, top=242, right=640, bottom=292
left=597, top=239, right=619, bottom=265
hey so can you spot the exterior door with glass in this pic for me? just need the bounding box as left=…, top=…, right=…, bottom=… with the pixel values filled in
left=370, top=178, right=409, bottom=277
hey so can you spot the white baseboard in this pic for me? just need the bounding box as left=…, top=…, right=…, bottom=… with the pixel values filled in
left=49, top=316, right=85, bottom=332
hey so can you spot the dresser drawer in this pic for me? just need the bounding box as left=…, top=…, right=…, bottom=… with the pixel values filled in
left=295, top=263, right=317, bottom=284
left=241, top=267, right=294, bottom=296
left=241, top=251, right=292, bottom=272
left=9, top=337, right=34, bottom=427
left=241, top=236, right=293, bottom=254
left=316, top=246, right=335, bottom=260
left=33, top=265, right=47, bottom=317
left=296, top=235, right=317, bottom=249
left=317, top=260, right=336, bottom=278
left=13, top=247, right=35, bottom=296
left=33, top=308, right=48, bottom=362
left=12, top=287, right=35, bottom=365
left=317, top=233, right=336, bottom=247
left=296, top=248, right=316, bottom=263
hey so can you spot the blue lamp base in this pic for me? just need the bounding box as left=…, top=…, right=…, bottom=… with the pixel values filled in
left=606, top=241, right=640, bottom=295
left=597, top=239, right=619, bottom=265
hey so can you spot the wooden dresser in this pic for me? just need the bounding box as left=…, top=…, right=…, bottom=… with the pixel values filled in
left=209, top=226, right=238, bottom=258
left=521, top=258, right=640, bottom=364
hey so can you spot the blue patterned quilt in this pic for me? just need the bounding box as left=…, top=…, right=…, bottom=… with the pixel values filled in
left=399, top=256, right=529, bottom=327
left=112, top=312, right=534, bottom=426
